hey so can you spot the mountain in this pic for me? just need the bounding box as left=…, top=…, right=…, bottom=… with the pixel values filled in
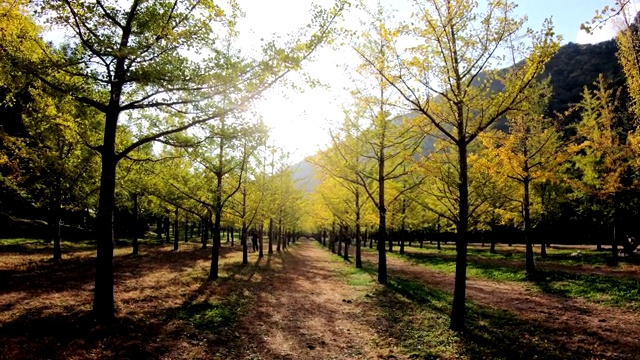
left=545, top=40, right=624, bottom=123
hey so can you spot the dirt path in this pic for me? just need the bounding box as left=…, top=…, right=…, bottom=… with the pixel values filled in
left=229, top=241, right=391, bottom=360
left=361, top=248, right=640, bottom=357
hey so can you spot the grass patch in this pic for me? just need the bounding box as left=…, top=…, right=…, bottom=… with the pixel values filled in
left=533, top=270, right=640, bottom=309
left=394, top=251, right=527, bottom=282
left=340, top=266, right=375, bottom=287
left=175, top=300, right=237, bottom=332
left=389, top=249, right=640, bottom=309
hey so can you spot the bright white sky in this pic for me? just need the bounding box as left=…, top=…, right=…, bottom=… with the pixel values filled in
left=240, top=0, right=632, bottom=163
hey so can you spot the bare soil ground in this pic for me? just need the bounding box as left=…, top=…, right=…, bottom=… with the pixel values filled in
left=2, top=239, right=639, bottom=359
left=0, top=240, right=395, bottom=360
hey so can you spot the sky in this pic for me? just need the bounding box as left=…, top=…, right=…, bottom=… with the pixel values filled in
left=241, top=0, right=631, bottom=163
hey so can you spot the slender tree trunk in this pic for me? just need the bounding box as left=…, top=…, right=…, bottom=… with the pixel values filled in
left=378, top=162, right=387, bottom=284
left=490, top=242, right=496, bottom=254
left=450, top=140, right=469, bottom=331
left=201, top=216, right=209, bottom=249
left=173, top=207, right=179, bottom=250
left=355, top=191, right=362, bottom=268
left=276, top=220, right=282, bottom=252
left=164, top=216, right=170, bottom=242
left=268, top=218, right=274, bottom=254
left=157, top=217, right=163, bottom=241
left=337, top=225, right=343, bottom=256
left=93, top=111, right=118, bottom=320
left=331, top=222, right=336, bottom=253
left=612, top=216, right=619, bottom=265
left=524, top=177, right=535, bottom=274
left=210, top=209, right=222, bottom=280
left=242, top=185, right=249, bottom=264
left=343, top=226, right=349, bottom=261
left=51, top=177, right=62, bottom=261
left=242, top=221, right=248, bottom=265
left=259, top=223, right=264, bottom=258
left=132, top=193, right=139, bottom=255
left=184, top=214, right=189, bottom=242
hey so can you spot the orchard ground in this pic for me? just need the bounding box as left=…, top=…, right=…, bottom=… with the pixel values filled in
left=1, top=237, right=639, bottom=359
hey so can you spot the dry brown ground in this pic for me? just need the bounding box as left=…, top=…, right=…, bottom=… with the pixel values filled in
left=361, top=248, right=640, bottom=358
left=3, top=238, right=640, bottom=359
left=0, top=240, right=397, bottom=360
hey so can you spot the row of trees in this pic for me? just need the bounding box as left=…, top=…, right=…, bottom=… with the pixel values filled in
left=0, top=0, right=347, bottom=320
left=305, top=0, right=640, bottom=331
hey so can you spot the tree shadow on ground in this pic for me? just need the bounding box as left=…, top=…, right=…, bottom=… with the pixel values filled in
left=0, top=310, right=176, bottom=360
left=0, top=243, right=236, bottom=300
left=370, top=275, right=611, bottom=360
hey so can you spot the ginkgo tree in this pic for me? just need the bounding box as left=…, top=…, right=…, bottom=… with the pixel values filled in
left=478, top=82, right=566, bottom=274
left=571, top=75, right=635, bottom=264
left=359, top=0, right=560, bottom=330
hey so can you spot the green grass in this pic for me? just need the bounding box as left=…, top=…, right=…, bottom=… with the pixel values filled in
left=532, top=270, right=640, bottom=308
left=402, top=242, right=619, bottom=266
left=388, top=248, right=640, bottom=310
left=339, top=266, right=375, bottom=287
left=175, top=300, right=237, bottom=332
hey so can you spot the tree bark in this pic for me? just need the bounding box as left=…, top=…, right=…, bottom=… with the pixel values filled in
left=51, top=177, right=62, bottom=261
left=184, top=214, right=189, bottom=242
left=173, top=207, right=179, bottom=251
left=355, top=191, right=362, bottom=268
left=268, top=218, right=274, bottom=254
left=242, top=221, right=248, bottom=265
left=132, top=193, right=139, bottom=255
left=93, top=112, right=118, bottom=320
left=210, top=210, right=222, bottom=280
left=524, top=177, right=535, bottom=275
left=276, top=220, right=282, bottom=252
left=259, top=223, right=264, bottom=258
left=450, top=140, right=469, bottom=331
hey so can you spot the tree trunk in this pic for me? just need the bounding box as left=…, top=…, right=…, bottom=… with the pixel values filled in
left=173, top=207, right=179, bottom=251
left=524, top=177, right=535, bottom=275
left=276, top=220, right=282, bottom=252
left=343, top=226, right=349, bottom=261
left=330, top=222, right=336, bottom=253
left=201, top=217, right=208, bottom=248
left=132, top=193, right=139, bottom=256
left=51, top=177, right=62, bottom=261
left=337, top=226, right=343, bottom=256
left=157, top=217, right=163, bottom=241
left=242, top=221, right=248, bottom=265
left=355, top=191, right=362, bottom=268
left=490, top=242, right=496, bottom=254
left=210, top=210, right=222, bottom=280
left=259, top=223, right=264, bottom=258
left=378, top=166, right=387, bottom=284
left=184, top=214, right=189, bottom=242
left=164, top=216, right=170, bottom=242
left=268, top=218, right=274, bottom=254
left=93, top=112, right=118, bottom=320
left=450, top=140, right=469, bottom=331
